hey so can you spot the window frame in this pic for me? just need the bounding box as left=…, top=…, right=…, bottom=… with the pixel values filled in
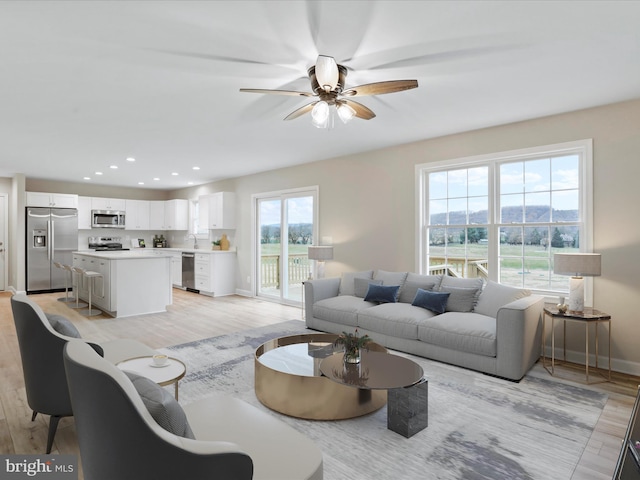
left=416, top=139, right=594, bottom=302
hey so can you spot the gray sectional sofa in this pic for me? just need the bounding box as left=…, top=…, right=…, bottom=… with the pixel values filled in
left=304, top=270, right=544, bottom=381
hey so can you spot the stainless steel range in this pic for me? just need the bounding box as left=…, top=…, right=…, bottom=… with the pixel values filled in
left=88, top=236, right=130, bottom=251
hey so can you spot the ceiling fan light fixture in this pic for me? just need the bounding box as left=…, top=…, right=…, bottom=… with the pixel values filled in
left=311, top=100, right=330, bottom=128
left=337, top=103, right=356, bottom=124
left=315, top=55, right=339, bottom=91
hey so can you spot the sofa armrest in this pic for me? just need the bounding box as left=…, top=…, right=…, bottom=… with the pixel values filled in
left=495, top=295, right=544, bottom=380
left=304, top=278, right=341, bottom=326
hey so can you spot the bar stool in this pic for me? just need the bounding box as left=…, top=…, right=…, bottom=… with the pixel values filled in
left=72, top=267, right=102, bottom=317
left=54, top=262, right=75, bottom=303
left=68, top=266, right=88, bottom=309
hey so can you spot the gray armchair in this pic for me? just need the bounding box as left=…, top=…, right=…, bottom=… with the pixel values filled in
left=10, top=294, right=156, bottom=454
left=63, top=340, right=323, bottom=480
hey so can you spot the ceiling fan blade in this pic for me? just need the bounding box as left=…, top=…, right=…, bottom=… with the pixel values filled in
left=284, top=102, right=318, bottom=121
left=343, top=100, right=376, bottom=120
left=342, top=80, right=418, bottom=97
left=240, top=88, right=314, bottom=97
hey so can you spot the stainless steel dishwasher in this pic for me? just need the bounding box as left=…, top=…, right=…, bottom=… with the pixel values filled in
left=181, top=252, right=196, bottom=291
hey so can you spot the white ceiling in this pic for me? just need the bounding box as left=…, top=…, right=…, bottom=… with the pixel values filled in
left=1, top=1, right=639, bottom=190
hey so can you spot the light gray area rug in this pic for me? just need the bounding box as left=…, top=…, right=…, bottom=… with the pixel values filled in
left=161, top=320, right=607, bottom=480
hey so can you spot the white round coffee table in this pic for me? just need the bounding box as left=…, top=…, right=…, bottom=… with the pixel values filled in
left=117, top=356, right=186, bottom=400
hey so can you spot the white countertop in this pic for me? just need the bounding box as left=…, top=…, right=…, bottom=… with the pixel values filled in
left=74, top=250, right=174, bottom=259
left=150, top=247, right=237, bottom=254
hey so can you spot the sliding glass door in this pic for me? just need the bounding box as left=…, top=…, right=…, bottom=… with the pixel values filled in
left=256, top=188, right=317, bottom=305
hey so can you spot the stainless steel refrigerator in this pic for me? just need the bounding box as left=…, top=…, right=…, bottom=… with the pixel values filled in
left=26, top=207, right=78, bottom=293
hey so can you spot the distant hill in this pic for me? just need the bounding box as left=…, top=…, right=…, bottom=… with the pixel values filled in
left=430, top=206, right=578, bottom=224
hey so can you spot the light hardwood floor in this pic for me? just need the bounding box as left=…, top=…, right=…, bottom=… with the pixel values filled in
left=1, top=289, right=637, bottom=479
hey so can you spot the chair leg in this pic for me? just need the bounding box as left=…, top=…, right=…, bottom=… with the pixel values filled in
left=46, top=415, right=62, bottom=454
left=31, top=410, right=38, bottom=421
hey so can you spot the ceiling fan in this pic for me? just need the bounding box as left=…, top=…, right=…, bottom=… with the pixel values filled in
left=240, top=55, right=418, bottom=128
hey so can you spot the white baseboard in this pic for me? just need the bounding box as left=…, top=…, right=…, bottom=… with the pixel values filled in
left=235, top=289, right=252, bottom=297
left=543, top=345, right=640, bottom=377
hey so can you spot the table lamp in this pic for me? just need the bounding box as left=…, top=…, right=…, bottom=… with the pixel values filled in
left=553, top=253, right=601, bottom=312
left=308, top=246, right=333, bottom=279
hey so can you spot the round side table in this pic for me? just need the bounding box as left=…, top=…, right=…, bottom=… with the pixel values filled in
left=117, top=356, right=186, bottom=400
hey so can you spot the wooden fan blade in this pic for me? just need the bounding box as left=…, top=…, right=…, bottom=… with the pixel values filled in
left=284, top=102, right=318, bottom=121
left=342, top=80, right=418, bottom=97
left=343, top=100, right=376, bottom=120
left=240, top=88, right=314, bottom=97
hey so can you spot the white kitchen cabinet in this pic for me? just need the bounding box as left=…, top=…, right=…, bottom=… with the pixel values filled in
left=125, top=200, right=150, bottom=230
left=78, top=196, right=92, bottom=229
left=170, top=252, right=182, bottom=287
left=91, top=197, right=126, bottom=211
left=26, top=191, right=78, bottom=209
left=73, top=254, right=113, bottom=312
left=164, top=199, right=189, bottom=230
left=192, top=251, right=235, bottom=296
left=149, top=201, right=166, bottom=230
left=199, top=192, right=235, bottom=229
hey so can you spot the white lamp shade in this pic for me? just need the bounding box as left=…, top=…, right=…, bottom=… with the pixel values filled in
left=337, top=103, right=356, bottom=124
left=308, top=246, right=334, bottom=261
left=311, top=101, right=330, bottom=128
left=553, top=253, right=601, bottom=276
left=554, top=253, right=600, bottom=312
left=315, top=55, right=339, bottom=91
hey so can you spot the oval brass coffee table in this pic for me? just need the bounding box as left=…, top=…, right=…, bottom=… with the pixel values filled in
left=255, top=333, right=388, bottom=420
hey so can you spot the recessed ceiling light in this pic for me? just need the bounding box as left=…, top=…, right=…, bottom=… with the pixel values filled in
left=171, top=172, right=179, bottom=176
left=187, top=182, right=194, bottom=185
left=192, top=166, right=200, bottom=170
left=83, top=177, right=91, bottom=180
left=95, top=171, right=103, bottom=175
left=127, top=157, right=136, bottom=162
left=138, top=182, right=144, bottom=185
left=153, top=177, right=160, bottom=181
left=110, top=165, right=118, bottom=169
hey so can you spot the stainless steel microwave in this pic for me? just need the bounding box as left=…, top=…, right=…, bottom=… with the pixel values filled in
left=92, top=210, right=126, bottom=228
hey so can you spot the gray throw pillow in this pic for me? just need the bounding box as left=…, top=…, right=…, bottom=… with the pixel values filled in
left=354, top=278, right=383, bottom=298
left=45, top=313, right=82, bottom=338
left=399, top=280, right=437, bottom=304
left=439, top=286, right=481, bottom=312
left=124, top=371, right=195, bottom=439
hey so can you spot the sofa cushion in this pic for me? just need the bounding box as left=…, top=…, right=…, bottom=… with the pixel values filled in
left=417, top=312, right=497, bottom=357
left=354, top=278, right=382, bottom=298
left=357, top=303, right=437, bottom=340
left=364, top=284, right=400, bottom=304
left=373, top=270, right=408, bottom=287
left=474, top=281, right=531, bottom=318
left=314, top=295, right=375, bottom=327
left=339, top=270, right=374, bottom=296
left=411, top=289, right=450, bottom=314
left=45, top=313, right=82, bottom=338
left=439, top=286, right=481, bottom=313
left=398, top=274, right=443, bottom=303
left=124, top=371, right=195, bottom=439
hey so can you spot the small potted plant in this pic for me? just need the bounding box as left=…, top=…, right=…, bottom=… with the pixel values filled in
left=334, top=329, right=371, bottom=364
left=211, top=240, right=221, bottom=250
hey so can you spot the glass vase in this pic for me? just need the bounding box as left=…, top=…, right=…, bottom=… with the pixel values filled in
left=343, top=347, right=361, bottom=364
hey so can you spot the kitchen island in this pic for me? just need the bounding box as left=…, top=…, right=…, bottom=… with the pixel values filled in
left=73, top=250, right=173, bottom=318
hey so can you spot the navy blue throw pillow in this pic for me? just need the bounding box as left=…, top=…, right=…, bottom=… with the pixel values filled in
left=364, top=284, right=400, bottom=304
left=412, top=288, right=450, bottom=314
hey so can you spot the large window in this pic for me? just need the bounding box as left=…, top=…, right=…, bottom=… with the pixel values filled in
left=417, top=140, right=593, bottom=297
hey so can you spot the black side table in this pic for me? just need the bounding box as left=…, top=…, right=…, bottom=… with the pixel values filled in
left=542, top=304, right=611, bottom=383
